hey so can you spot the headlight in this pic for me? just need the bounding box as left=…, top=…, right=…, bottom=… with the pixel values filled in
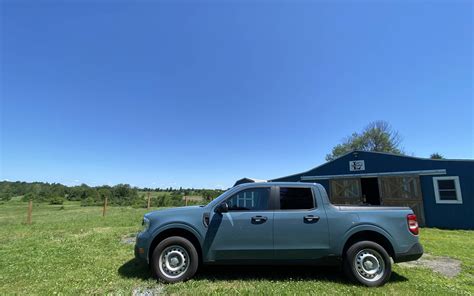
left=140, top=217, right=150, bottom=233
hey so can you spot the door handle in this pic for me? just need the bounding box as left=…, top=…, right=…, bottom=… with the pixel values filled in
left=251, top=215, right=268, bottom=224
left=304, top=215, right=320, bottom=223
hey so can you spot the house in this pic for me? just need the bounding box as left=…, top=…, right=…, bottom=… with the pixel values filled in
left=267, top=151, right=473, bottom=229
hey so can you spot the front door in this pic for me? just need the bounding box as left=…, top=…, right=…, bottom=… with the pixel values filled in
left=206, top=187, right=273, bottom=261
left=273, top=186, right=330, bottom=260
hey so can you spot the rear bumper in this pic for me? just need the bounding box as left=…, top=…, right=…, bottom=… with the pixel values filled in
left=394, top=242, right=423, bottom=263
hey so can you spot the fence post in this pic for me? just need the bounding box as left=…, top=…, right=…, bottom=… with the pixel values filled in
left=147, top=192, right=151, bottom=210
left=185, top=196, right=188, bottom=206
left=102, top=196, right=108, bottom=217
left=27, top=200, right=33, bottom=224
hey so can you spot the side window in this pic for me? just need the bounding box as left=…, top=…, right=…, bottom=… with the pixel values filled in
left=433, top=176, right=463, bottom=204
left=279, top=187, right=314, bottom=210
left=226, top=187, right=270, bottom=211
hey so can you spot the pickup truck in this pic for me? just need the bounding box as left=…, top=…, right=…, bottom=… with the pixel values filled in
left=135, top=182, right=423, bottom=287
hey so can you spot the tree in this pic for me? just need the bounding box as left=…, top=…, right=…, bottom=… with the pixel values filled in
left=430, top=153, right=444, bottom=159
left=326, top=121, right=404, bottom=161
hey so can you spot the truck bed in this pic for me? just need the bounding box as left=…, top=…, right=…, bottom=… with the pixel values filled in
left=336, top=205, right=412, bottom=211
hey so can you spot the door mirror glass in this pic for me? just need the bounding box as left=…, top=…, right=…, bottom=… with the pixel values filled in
left=215, top=202, right=229, bottom=214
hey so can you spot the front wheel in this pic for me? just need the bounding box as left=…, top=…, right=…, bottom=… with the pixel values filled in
left=151, top=236, right=199, bottom=283
left=343, top=241, right=392, bottom=287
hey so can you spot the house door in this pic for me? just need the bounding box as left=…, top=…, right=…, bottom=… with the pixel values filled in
left=379, top=176, right=426, bottom=226
left=330, top=178, right=362, bottom=205
left=361, top=178, right=381, bottom=205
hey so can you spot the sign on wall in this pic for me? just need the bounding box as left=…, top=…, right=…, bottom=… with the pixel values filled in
left=349, top=160, right=365, bottom=171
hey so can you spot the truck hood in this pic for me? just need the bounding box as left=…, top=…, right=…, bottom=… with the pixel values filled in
left=144, top=205, right=205, bottom=219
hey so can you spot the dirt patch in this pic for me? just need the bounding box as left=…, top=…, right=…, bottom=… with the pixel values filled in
left=71, top=227, right=113, bottom=239
left=121, top=233, right=136, bottom=245
left=132, top=286, right=164, bottom=296
left=399, top=253, right=461, bottom=278
left=92, top=227, right=112, bottom=233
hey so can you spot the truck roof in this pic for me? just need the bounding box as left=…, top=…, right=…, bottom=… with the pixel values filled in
left=234, top=181, right=322, bottom=188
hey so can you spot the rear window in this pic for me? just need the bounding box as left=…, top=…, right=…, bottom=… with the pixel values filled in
left=279, top=187, right=314, bottom=210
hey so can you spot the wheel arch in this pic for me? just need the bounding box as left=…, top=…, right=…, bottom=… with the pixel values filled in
left=148, top=225, right=203, bottom=264
left=341, top=227, right=396, bottom=259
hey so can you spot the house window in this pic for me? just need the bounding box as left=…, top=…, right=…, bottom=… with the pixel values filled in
left=433, top=176, right=463, bottom=204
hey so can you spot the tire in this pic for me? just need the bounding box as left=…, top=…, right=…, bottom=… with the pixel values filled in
left=151, top=236, right=199, bottom=283
left=343, top=241, right=392, bottom=287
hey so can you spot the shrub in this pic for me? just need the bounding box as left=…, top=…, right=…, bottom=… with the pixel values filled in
left=0, top=193, right=11, bottom=202
left=49, top=196, right=65, bottom=205
left=21, top=193, right=34, bottom=202
left=81, top=197, right=96, bottom=207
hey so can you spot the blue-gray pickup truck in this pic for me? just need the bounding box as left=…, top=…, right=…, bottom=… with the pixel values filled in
left=135, top=182, right=423, bottom=286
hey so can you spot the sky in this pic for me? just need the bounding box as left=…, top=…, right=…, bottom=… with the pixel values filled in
left=1, top=0, right=473, bottom=189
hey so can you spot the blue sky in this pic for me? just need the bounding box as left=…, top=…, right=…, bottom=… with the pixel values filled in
left=1, top=1, right=472, bottom=189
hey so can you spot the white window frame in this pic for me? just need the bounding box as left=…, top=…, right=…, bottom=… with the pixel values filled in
left=433, top=176, right=463, bottom=204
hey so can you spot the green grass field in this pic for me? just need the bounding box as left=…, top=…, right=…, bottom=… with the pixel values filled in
left=138, top=191, right=174, bottom=198
left=0, top=201, right=473, bottom=295
left=138, top=191, right=204, bottom=203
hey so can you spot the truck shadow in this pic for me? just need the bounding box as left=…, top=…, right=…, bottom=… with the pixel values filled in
left=194, top=265, right=408, bottom=284
left=118, top=258, right=408, bottom=284
left=118, top=258, right=152, bottom=280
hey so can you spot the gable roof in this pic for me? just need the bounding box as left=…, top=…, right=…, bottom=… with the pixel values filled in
left=270, top=150, right=473, bottom=181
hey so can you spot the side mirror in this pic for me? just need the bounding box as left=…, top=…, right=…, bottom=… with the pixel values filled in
left=215, top=202, right=229, bottom=214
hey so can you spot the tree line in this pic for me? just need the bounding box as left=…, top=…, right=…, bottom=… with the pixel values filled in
left=0, top=181, right=225, bottom=207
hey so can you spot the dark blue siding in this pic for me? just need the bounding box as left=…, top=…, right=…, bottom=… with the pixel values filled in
left=301, top=179, right=330, bottom=195
left=271, top=151, right=474, bottom=229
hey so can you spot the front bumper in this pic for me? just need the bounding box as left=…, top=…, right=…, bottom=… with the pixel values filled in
left=394, top=242, right=424, bottom=263
left=134, top=231, right=150, bottom=262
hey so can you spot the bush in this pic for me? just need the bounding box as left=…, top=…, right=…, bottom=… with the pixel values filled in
left=21, top=193, right=34, bottom=202
left=81, top=197, right=96, bottom=207
left=49, top=196, right=65, bottom=205
left=0, top=193, right=11, bottom=202
left=131, top=201, right=147, bottom=208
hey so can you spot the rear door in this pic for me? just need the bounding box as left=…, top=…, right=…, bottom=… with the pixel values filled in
left=273, top=186, right=330, bottom=260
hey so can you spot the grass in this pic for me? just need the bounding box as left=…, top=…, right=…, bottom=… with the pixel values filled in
left=138, top=191, right=173, bottom=199
left=0, top=201, right=473, bottom=295
left=138, top=191, right=204, bottom=202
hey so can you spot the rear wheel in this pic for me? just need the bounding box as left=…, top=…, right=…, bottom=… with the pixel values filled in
left=151, top=236, right=199, bottom=283
left=343, top=241, right=392, bottom=287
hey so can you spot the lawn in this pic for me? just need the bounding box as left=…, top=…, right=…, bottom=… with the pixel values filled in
left=0, top=201, right=472, bottom=295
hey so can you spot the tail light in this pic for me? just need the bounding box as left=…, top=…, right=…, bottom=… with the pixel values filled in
left=407, top=214, right=419, bottom=235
